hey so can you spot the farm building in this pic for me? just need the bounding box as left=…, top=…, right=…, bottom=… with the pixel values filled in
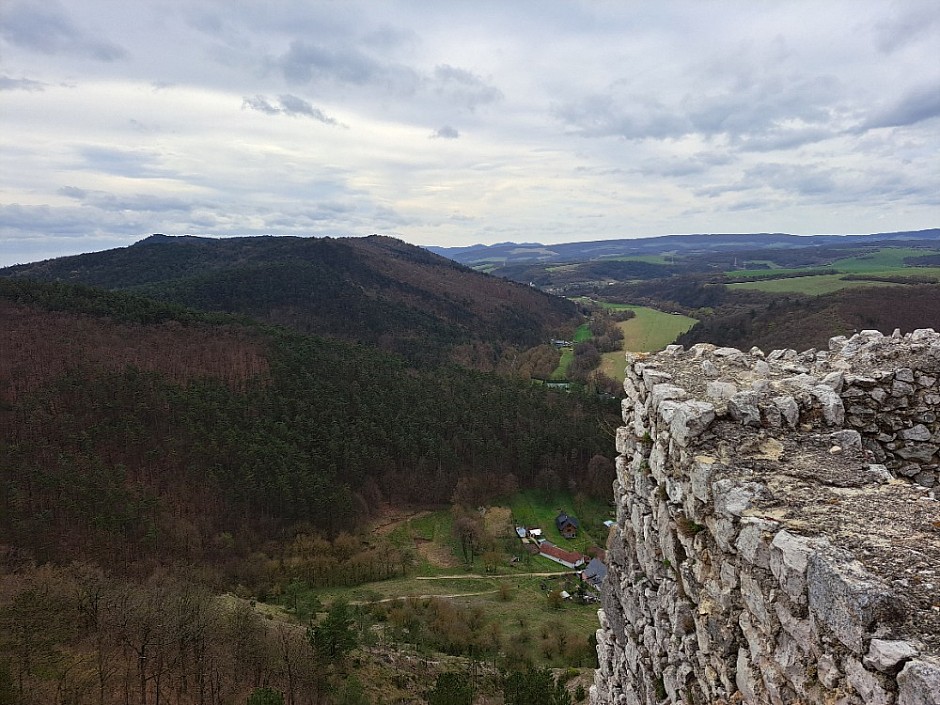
left=539, top=541, right=585, bottom=569
left=555, top=512, right=579, bottom=539
left=581, top=557, right=608, bottom=588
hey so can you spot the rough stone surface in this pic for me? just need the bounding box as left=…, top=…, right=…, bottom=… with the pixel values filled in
left=592, top=331, right=940, bottom=705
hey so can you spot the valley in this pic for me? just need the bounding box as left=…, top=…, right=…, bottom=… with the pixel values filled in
left=3, top=229, right=940, bottom=705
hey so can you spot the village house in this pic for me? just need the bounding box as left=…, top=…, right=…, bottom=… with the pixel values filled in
left=580, top=556, right=607, bottom=588
left=555, top=511, right=579, bottom=539
left=538, top=541, right=585, bottom=569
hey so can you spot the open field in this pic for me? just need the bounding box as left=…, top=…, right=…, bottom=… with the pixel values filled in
left=551, top=322, right=592, bottom=379
left=276, top=497, right=607, bottom=669
left=595, top=306, right=697, bottom=382
left=728, top=274, right=899, bottom=295
left=832, top=248, right=940, bottom=272
left=509, top=489, right=613, bottom=553
left=728, top=248, right=940, bottom=294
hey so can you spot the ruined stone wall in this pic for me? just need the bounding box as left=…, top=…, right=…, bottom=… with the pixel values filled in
left=592, top=329, right=940, bottom=705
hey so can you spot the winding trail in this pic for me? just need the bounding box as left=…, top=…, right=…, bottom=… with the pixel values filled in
left=414, top=571, right=573, bottom=580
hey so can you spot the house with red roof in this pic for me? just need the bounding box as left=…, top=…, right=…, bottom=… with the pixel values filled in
left=538, top=541, right=585, bottom=569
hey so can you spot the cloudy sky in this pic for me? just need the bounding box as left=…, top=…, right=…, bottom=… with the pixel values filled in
left=1, top=1, right=939, bottom=266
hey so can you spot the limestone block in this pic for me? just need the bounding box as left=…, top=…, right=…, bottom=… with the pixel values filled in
left=897, top=443, right=939, bottom=462
left=844, top=656, right=892, bottom=705
left=736, top=517, right=780, bottom=569
left=894, top=379, right=916, bottom=397
left=817, top=652, right=841, bottom=689
left=740, top=569, right=770, bottom=625
left=864, top=639, right=919, bottom=672
left=616, top=426, right=636, bottom=455
left=728, top=390, right=762, bottom=427
left=770, top=530, right=818, bottom=598
left=642, top=367, right=673, bottom=391
left=775, top=600, right=814, bottom=652
left=822, top=371, right=845, bottom=392
left=706, top=515, right=737, bottom=553
left=895, top=367, right=916, bottom=383
left=706, top=380, right=738, bottom=403
left=658, top=400, right=716, bottom=446
left=650, top=383, right=688, bottom=413
left=811, top=384, right=845, bottom=425
left=690, top=455, right=716, bottom=502
left=830, top=429, right=862, bottom=449
left=713, top=479, right=770, bottom=518
left=736, top=648, right=762, bottom=704
left=897, top=659, right=940, bottom=705
left=900, top=424, right=933, bottom=442
left=773, top=395, right=800, bottom=428
left=806, top=549, right=900, bottom=654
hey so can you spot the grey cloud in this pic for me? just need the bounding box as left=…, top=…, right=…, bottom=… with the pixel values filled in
left=745, top=163, right=838, bottom=197
left=862, top=84, right=940, bottom=131
left=243, top=94, right=341, bottom=125
left=431, top=125, right=459, bottom=139
left=0, top=2, right=127, bottom=61
left=558, top=73, right=846, bottom=148
left=874, top=6, right=940, bottom=53
left=280, top=39, right=397, bottom=86
left=0, top=75, right=46, bottom=91
left=57, top=185, right=195, bottom=213
left=77, top=146, right=170, bottom=179
left=242, top=95, right=280, bottom=115
left=555, top=93, right=689, bottom=140
left=278, top=94, right=339, bottom=125
left=737, top=126, right=836, bottom=153
left=0, top=203, right=118, bottom=238
left=432, top=65, right=503, bottom=110
left=58, top=186, right=88, bottom=199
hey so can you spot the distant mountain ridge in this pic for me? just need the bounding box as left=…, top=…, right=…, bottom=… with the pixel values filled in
left=0, top=234, right=580, bottom=368
left=427, top=229, right=940, bottom=266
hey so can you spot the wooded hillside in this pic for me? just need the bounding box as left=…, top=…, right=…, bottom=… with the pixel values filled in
left=1, top=235, right=580, bottom=369
left=0, top=278, right=616, bottom=574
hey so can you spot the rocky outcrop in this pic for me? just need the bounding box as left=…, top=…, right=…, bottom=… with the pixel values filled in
left=592, top=330, right=940, bottom=705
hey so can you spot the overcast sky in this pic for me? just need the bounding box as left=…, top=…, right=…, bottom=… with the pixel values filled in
left=1, top=1, right=939, bottom=266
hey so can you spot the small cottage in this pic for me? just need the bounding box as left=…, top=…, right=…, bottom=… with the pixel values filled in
left=555, top=512, right=579, bottom=539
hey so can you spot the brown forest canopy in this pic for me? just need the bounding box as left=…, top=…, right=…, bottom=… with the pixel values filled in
left=0, top=278, right=617, bottom=573
left=0, top=234, right=581, bottom=369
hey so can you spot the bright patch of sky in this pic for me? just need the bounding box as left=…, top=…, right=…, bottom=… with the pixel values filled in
left=1, top=0, right=938, bottom=265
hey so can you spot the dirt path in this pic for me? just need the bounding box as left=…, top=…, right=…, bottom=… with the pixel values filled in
left=351, top=590, right=499, bottom=605
left=415, top=571, right=573, bottom=580
left=370, top=507, right=432, bottom=536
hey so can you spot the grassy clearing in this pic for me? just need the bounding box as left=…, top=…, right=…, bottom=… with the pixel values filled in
left=617, top=306, right=697, bottom=352
left=832, top=247, right=940, bottom=273
left=728, top=248, right=940, bottom=293
left=276, top=496, right=606, bottom=672
left=728, top=275, right=898, bottom=295
left=573, top=322, right=592, bottom=342
left=551, top=348, right=573, bottom=380
left=509, top=489, right=612, bottom=554
left=550, top=323, right=591, bottom=379
left=599, top=254, right=673, bottom=265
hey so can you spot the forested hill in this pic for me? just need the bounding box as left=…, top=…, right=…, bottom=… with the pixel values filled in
left=0, top=278, right=616, bottom=572
left=0, top=234, right=579, bottom=368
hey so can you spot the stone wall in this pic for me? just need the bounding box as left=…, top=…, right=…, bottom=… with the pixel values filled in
left=592, top=329, right=940, bottom=705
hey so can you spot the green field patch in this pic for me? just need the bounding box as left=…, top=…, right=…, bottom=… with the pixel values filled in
left=509, top=489, right=612, bottom=554
left=597, top=254, right=672, bottom=265
left=728, top=275, right=902, bottom=295
left=831, top=247, right=940, bottom=273
left=572, top=322, right=592, bottom=342
left=551, top=347, right=573, bottom=380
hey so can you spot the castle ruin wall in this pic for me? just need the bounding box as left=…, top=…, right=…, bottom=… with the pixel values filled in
left=592, top=329, right=940, bottom=705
